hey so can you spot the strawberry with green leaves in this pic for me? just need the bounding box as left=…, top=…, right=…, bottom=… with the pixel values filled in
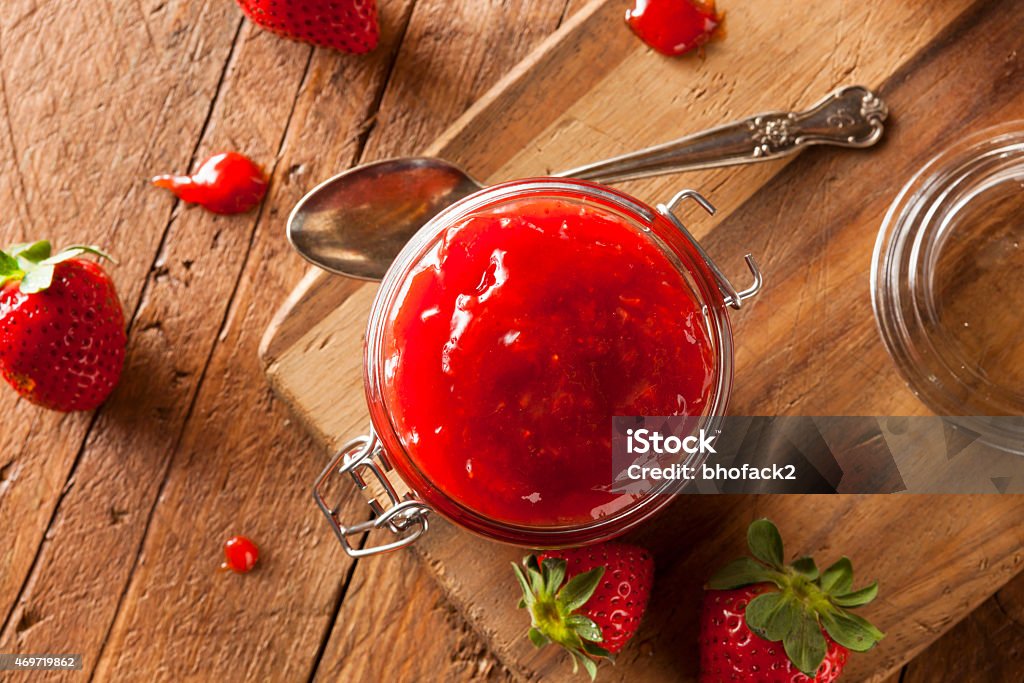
left=700, top=519, right=884, bottom=682
left=512, top=543, right=653, bottom=680
left=0, top=241, right=126, bottom=412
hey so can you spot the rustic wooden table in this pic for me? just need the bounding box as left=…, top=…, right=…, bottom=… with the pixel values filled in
left=0, top=0, right=1021, bottom=681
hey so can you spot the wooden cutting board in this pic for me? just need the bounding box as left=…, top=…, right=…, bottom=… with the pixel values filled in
left=260, top=1, right=1024, bottom=681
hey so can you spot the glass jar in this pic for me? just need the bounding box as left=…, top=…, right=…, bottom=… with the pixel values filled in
left=315, top=178, right=761, bottom=556
left=872, top=123, right=1024, bottom=453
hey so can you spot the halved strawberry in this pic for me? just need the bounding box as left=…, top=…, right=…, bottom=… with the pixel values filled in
left=235, top=0, right=379, bottom=54
left=700, top=519, right=885, bottom=682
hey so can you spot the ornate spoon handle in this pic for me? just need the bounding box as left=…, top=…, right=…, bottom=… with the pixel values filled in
left=558, top=86, right=888, bottom=183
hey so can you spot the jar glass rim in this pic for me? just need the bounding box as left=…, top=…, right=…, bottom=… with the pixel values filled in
left=364, top=178, right=735, bottom=544
left=871, top=122, right=1024, bottom=453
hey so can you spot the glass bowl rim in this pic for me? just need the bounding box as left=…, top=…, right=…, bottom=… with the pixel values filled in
left=871, top=122, right=1024, bottom=453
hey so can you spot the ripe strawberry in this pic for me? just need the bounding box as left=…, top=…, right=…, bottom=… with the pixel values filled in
left=234, top=0, right=379, bottom=54
left=512, top=543, right=654, bottom=679
left=700, top=519, right=884, bottom=682
left=0, top=241, right=126, bottom=412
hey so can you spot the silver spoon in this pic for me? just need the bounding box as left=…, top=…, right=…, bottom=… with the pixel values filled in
left=288, top=86, right=887, bottom=281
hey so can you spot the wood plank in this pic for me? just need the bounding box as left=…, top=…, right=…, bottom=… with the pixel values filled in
left=313, top=549, right=514, bottom=682
left=0, top=1, right=414, bottom=681
left=902, top=569, right=1024, bottom=682
left=87, top=2, right=425, bottom=679
left=0, top=0, right=243, bottom=639
left=1, top=23, right=317, bottom=683
left=260, top=0, right=1024, bottom=681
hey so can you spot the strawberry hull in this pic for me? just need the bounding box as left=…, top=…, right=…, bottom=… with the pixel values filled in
left=699, top=520, right=884, bottom=682
left=700, top=585, right=849, bottom=683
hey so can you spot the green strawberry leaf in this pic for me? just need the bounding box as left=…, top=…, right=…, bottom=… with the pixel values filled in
left=0, top=250, right=22, bottom=284
left=820, top=557, right=854, bottom=595
left=745, top=591, right=799, bottom=642
left=542, top=557, right=567, bottom=595
left=748, top=519, right=785, bottom=569
left=791, top=557, right=819, bottom=581
left=19, top=263, right=55, bottom=294
left=556, top=567, right=605, bottom=613
left=820, top=609, right=884, bottom=652
left=566, top=614, right=603, bottom=643
left=783, top=608, right=828, bottom=676
left=706, top=557, right=780, bottom=590
left=45, top=244, right=115, bottom=265
left=8, top=240, right=51, bottom=263
left=524, top=556, right=545, bottom=596
left=833, top=581, right=879, bottom=608
left=528, top=627, right=549, bottom=648
left=581, top=641, right=611, bottom=659
left=512, top=563, right=534, bottom=608
left=576, top=652, right=598, bottom=681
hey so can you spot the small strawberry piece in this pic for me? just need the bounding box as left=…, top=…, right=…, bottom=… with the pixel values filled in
left=700, top=520, right=884, bottom=683
left=625, top=0, right=721, bottom=57
left=222, top=536, right=259, bottom=573
left=0, top=242, right=126, bottom=412
left=512, top=543, right=654, bottom=680
left=152, top=152, right=268, bottom=215
left=235, top=0, right=379, bottom=54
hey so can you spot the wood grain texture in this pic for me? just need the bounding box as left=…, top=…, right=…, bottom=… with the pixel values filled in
left=902, top=569, right=1024, bottom=682
left=312, top=549, right=513, bottom=683
left=0, top=0, right=244, bottom=657
left=0, top=0, right=417, bottom=679
left=89, top=2, right=421, bottom=680
left=260, top=0, right=1024, bottom=681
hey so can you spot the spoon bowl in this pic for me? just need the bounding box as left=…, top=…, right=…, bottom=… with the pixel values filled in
left=287, top=158, right=482, bottom=280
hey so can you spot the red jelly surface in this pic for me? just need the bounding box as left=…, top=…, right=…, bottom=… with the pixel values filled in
left=626, top=0, right=721, bottom=57
left=152, top=152, right=268, bottom=215
left=383, top=195, right=716, bottom=527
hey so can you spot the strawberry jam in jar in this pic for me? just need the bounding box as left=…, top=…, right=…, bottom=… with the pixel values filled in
left=316, top=178, right=761, bottom=554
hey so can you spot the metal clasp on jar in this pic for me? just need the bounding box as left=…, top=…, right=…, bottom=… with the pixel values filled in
left=313, top=432, right=431, bottom=558
left=657, top=189, right=763, bottom=309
